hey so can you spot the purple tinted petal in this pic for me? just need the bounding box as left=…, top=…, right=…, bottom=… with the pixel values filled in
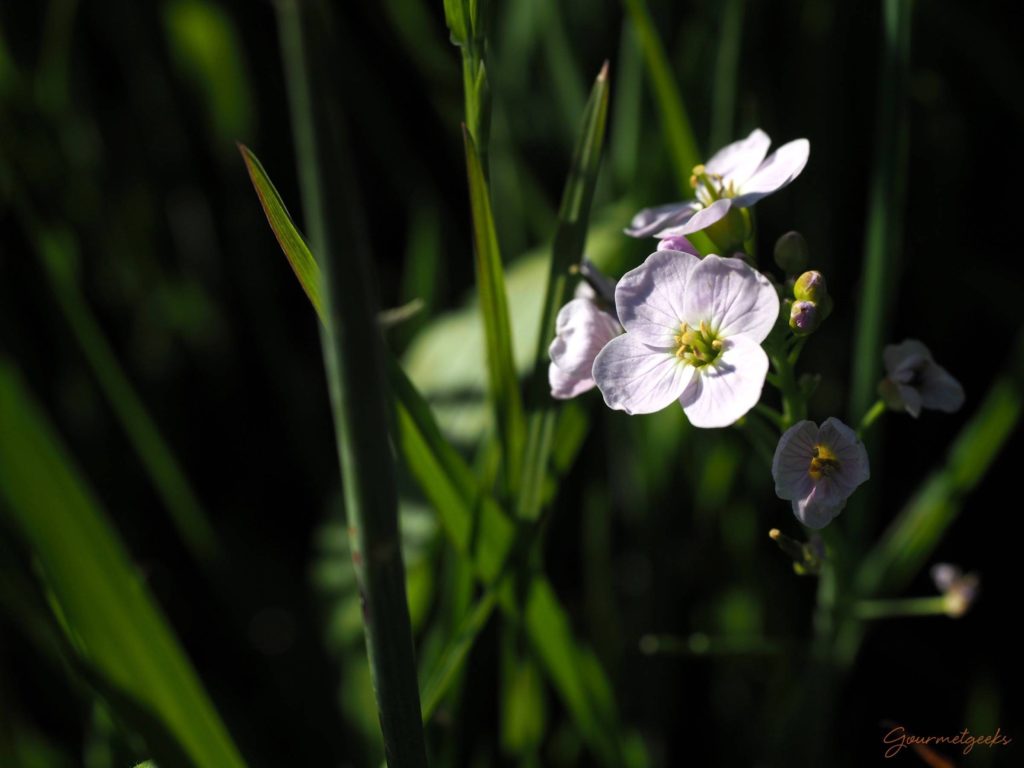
left=592, top=334, right=695, bottom=415
left=818, top=417, right=870, bottom=496
left=548, top=299, right=621, bottom=399
left=680, top=336, right=769, bottom=428
left=549, top=361, right=595, bottom=399
left=794, top=480, right=845, bottom=529
left=883, top=339, right=933, bottom=380
left=625, top=200, right=700, bottom=238
left=732, top=138, right=810, bottom=207
left=656, top=235, right=700, bottom=255
left=655, top=198, right=732, bottom=238
left=614, top=250, right=699, bottom=344
left=704, top=128, right=772, bottom=185
left=919, top=364, right=965, bottom=413
left=772, top=420, right=820, bottom=500
left=681, top=255, right=780, bottom=342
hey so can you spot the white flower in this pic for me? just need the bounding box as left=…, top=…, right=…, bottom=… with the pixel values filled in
left=930, top=563, right=979, bottom=618
left=772, top=418, right=870, bottom=529
left=548, top=297, right=622, bottom=400
left=880, top=339, right=965, bottom=417
left=591, top=250, right=779, bottom=428
left=625, top=128, right=810, bottom=239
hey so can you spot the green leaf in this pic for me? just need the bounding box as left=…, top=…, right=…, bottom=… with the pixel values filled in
left=0, top=363, right=246, bottom=768
left=518, top=62, right=610, bottom=521
left=621, top=0, right=702, bottom=192
left=238, top=143, right=324, bottom=320
left=463, top=128, right=525, bottom=497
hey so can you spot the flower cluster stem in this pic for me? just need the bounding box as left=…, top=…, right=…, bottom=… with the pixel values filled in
left=852, top=596, right=949, bottom=620
left=857, top=398, right=887, bottom=437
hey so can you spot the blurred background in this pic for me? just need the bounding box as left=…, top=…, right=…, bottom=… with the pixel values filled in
left=1, top=0, right=1021, bottom=766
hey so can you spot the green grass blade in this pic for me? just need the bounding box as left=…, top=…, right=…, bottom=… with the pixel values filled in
left=518, top=64, right=610, bottom=521
left=239, top=143, right=323, bottom=320
left=0, top=363, right=246, bottom=768
left=33, top=227, right=220, bottom=565
left=463, top=128, right=526, bottom=498
left=276, top=3, right=428, bottom=764
left=609, top=20, right=644, bottom=189
left=621, top=0, right=702, bottom=192
left=848, top=0, right=911, bottom=426
left=709, top=0, right=745, bottom=151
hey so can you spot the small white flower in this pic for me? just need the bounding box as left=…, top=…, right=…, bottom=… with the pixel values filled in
left=625, top=128, right=810, bottom=239
left=881, top=339, right=965, bottom=417
left=592, top=250, right=779, bottom=428
left=548, top=297, right=622, bottom=400
left=930, top=563, right=979, bottom=618
left=772, top=418, right=870, bottom=529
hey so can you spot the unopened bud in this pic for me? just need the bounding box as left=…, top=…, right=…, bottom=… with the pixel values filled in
left=794, top=270, right=828, bottom=304
left=774, top=231, right=809, bottom=274
left=789, top=300, right=820, bottom=335
left=657, top=235, right=697, bottom=255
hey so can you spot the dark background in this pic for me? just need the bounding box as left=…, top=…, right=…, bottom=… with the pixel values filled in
left=1, top=0, right=1021, bottom=765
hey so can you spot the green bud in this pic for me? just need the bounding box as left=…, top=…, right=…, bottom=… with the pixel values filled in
left=789, top=300, right=820, bottom=335
left=794, top=270, right=828, bottom=303
left=773, top=231, right=809, bottom=274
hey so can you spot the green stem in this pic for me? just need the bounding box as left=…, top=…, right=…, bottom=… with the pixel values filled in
left=277, top=2, right=427, bottom=765
left=857, top=399, right=887, bottom=437
left=771, top=352, right=805, bottom=429
left=754, top=403, right=784, bottom=431
left=853, top=596, right=949, bottom=620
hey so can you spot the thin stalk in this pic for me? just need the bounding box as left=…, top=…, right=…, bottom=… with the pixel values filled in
left=276, top=2, right=427, bottom=765
left=709, top=0, right=745, bottom=151
left=857, top=399, right=887, bottom=437
left=853, top=596, right=949, bottom=620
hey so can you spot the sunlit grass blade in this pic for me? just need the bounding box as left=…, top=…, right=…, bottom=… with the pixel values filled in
left=0, top=363, right=246, bottom=768
left=32, top=227, right=219, bottom=565
left=518, top=63, right=610, bottom=521
left=239, top=143, right=323, bottom=319
left=621, top=0, right=701, bottom=192
left=463, top=128, right=526, bottom=498
left=276, top=3, right=427, bottom=764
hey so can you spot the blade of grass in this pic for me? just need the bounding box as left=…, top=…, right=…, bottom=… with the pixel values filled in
left=621, top=0, right=701, bottom=192
left=0, top=363, right=246, bottom=768
left=518, top=64, right=610, bottom=521
left=463, top=128, right=526, bottom=499
left=847, top=0, right=911, bottom=437
left=240, top=144, right=644, bottom=767
left=609, top=19, right=644, bottom=189
left=32, top=225, right=219, bottom=565
left=708, top=0, right=745, bottom=151
left=276, top=2, right=427, bottom=764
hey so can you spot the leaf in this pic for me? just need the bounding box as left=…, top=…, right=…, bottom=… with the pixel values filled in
left=462, top=128, right=525, bottom=497
left=238, top=143, right=323, bottom=320
left=621, top=0, right=702, bottom=192
left=0, top=363, right=246, bottom=768
left=518, top=62, right=610, bottom=521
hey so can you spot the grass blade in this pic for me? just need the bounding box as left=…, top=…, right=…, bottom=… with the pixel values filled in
left=709, top=0, right=745, bottom=151
left=276, top=2, right=428, bottom=764
left=463, top=128, right=526, bottom=498
left=0, top=363, right=245, bottom=768
left=621, top=0, right=701, bottom=192
left=518, top=64, right=611, bottom=521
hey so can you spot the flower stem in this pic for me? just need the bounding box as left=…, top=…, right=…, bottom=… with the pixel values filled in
left=771, top=352, right=805, bottom=429
left=852, top=596, right=949, bottom=620
left=857, top=398, right=887, bottom=437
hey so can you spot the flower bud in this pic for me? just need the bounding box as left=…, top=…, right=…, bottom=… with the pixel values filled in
left=789, top=300, right=820, bottom=335
left=794, top=270, right=828, bottom=304
left=774, top=231, right=809, bottom=274
left=656, top=235, right=698, bottom=255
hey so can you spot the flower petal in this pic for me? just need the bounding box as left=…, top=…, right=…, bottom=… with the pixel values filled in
left=772, top=420, right=819, bottom=500
left=794, top=480, right=846, bottom=529
left=656, top=235, right=700, bottom=255
left=704, top=128, right=772, bottom=185
left=732, top=138, right=810, bottom=207
left=614, top=250, right=699, bottom=344
left=654, top=198, right=732, bottom=238
left=883, top=339, right=933, bottom=381
left=920, top=364, right=965, bottom=413
left=817, top=417, right=870, bottom=495
left=680, top=335, right=769, bottom=428
left=624, top=200, right=700, bottom=238
left=897, top=383, right=923, bottom=417
left=548, top=299, right=621, bottom=399
left=593, top=334, right=695, bottom=415
left=681, top=255, right=780, bottom=342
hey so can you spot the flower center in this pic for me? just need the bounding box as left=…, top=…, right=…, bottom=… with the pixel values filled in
left=808, top=444, right=840, bottom=480
left=674, top=321, right=724, bottom=368
left=690, top=164, right=738, bottom=207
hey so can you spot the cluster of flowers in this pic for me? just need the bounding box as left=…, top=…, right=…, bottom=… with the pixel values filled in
left=549, top=129, right=965, bottom=530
